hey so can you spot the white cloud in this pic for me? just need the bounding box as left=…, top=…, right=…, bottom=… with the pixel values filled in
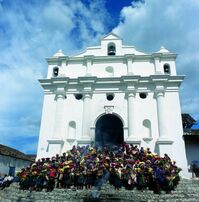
left=113, top=0, right=199, bottom=120
left=0, top=0, right=109, bottom=153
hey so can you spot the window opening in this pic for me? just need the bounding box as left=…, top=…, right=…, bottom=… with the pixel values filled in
left=108, top=43, right=116, bottom=55
left=164, top=64, right=170, bottom=74
left=53, top=67, right=59, bottom=77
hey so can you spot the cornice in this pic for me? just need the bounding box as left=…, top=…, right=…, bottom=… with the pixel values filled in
left=39, top=75, right=184, bottom=94
left=45, top=52, right=177, bottom=65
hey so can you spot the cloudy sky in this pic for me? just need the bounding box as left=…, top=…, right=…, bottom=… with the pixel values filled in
left=0, top=0, right=199, bottom=154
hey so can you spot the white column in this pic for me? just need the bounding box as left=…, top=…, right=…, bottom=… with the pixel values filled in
left=82, top=93, right=92, bottom=138
left=127, top=92, right=136, bottom=138
left=52, top=91, right=66, bottom=139
left=155, top=91, right=167, bottom=138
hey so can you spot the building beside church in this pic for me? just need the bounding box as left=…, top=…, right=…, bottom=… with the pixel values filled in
left=37, top=33, right=189, bottom=177
left=0, top=144, right=34, bottom=176
left=182, top=113, right=199, bottom=175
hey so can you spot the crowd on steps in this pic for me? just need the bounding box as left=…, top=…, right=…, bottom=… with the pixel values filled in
left=17, top=143, right=181, bottom=194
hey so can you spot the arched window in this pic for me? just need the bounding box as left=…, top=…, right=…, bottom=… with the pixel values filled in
left=163, top=64, right=170, bottom=74
left=68, top=121, right=76, bottom=140
left=105, top=66, right=114, bottom=76
left=53, top=66, right=59, bottom=77
left=143, top=119, right=152, bottom=138
left=107, top=43, right=116, bottom=55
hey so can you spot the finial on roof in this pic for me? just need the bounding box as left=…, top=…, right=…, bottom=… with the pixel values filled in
left=53, top=49, right=65, bottom=57
left=157, top=46, right=170, bottom=53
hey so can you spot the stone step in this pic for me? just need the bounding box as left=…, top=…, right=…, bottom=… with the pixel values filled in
left=1, top=180, right=199, bottom=202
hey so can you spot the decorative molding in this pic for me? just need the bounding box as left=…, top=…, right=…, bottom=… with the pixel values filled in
left=54, top=89, right=66, bottom=100
left=45, top=53, right=177, bottom=64
left=39, top=75, right=185, bottom=94
left=104, top=106, right=114, bottom=114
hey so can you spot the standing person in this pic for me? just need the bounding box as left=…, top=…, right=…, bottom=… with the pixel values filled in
left=35, top=173, right=44, bottom=191
left=154, top=164, right=165, bottom=194
left=57, top=168, right=64, bottom=189
left=46, top=167, right=56, bottom=192
left=78, top=172, right=85, bottom=189
left=113, top=167, right=122, bottom=191
left=135, top=163, right=147, bottom=191
left=85, top=169, right=94, bottom=189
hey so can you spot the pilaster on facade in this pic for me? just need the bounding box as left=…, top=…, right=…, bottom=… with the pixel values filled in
left=152, top=53, right=162, bottom=74
left=125, top=54, right=135, bottom=75
left=154, top=87, right=169, bottom=140
left=84, top=55, right=94, bottom=76
left=52, top=89, right=66, bottom=140
left=82, top=93, right=92, bottom=139
left=153, top=86, right=174, bottom=158
left=125, top=91, right=141, bottom=144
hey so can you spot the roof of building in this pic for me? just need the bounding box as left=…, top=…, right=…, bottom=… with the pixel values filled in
left=182, top=113, right=196, bottom=129
left=191, top=121, right=199, bottom=130
left=0, top=144, right=35, bottom=162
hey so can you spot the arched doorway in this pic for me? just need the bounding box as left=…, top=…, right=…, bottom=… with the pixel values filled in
left=95, top=114, right=124, bottom=146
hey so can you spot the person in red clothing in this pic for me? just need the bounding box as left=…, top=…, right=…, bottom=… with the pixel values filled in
left=46, top=166, right=56, bottom=192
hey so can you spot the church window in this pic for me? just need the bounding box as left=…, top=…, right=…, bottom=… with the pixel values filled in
left=164, top=64, right=170, bottom=74
left=143, top=119, right=152, bottom=137
left=106, top=94, right=114, bottom=101
left=139, top=93, right=147, bottom=99
left=53, top=66, right=59, bottom=77
left=107, top=43, right=116, bottom=55
left=74, top=94, right=83, bottom=100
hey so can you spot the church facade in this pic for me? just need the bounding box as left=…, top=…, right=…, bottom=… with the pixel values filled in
left=37, top=33, right=189, bottom=177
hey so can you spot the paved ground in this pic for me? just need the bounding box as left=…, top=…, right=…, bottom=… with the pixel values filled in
left=0, top=179, right=199, bottom=202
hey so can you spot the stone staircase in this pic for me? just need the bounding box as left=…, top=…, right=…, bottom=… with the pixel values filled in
left=0, top=179, right=199, bottom=202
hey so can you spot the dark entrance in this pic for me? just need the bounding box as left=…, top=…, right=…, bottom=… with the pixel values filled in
left=95, top=114, right=124, bottom=146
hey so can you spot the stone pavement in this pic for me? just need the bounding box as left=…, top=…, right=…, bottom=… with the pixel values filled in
left=0, top=179, right=199, bottom=202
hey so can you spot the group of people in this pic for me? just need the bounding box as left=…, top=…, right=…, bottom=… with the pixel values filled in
left=18, top=143, right=181, bottom=194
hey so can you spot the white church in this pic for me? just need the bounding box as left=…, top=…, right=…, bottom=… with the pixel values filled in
left=37, top=33, right=189, bottom=177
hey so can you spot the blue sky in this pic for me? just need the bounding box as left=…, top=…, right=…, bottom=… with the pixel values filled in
left=0, top=0, right=199, bottom=154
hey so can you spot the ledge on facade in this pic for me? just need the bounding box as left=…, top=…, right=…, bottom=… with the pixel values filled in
left=126, top=138, right=141, bottom=145
left=156, top=138, right=173, bottom=145
left=47, top=139, right=64, bottom=145
left=77, top=138, right=92, bottom=145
